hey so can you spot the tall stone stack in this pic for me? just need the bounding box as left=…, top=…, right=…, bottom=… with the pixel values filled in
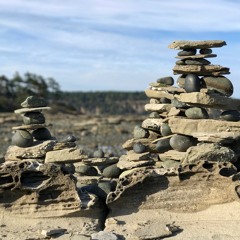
left=120, top=40, right=240, bottom=171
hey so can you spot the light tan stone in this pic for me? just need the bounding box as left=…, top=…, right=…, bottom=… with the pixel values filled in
left=82, top=157, right=119, bottom=166
left=14, top=107, right=51, bottom=114
left=122, top=138, right=156, bottom=152
left=145, top=89, right=174, bottom=100
left=176, top=92, right=240, bottom=110
left=142, top=118, right=164, bottom=131
left=168, top=117, right=240, bottom=143
left=168, top=40, right=226, bottom=49
left=12, top=124, right=47, bottom=130
left=159, top=150, right=186, bottom=161
left=45, top=148, right=88, bottom=163
left=145, top=104, right=172, bottom=113
left=173, top=65, right=230, bottom=76
left=125, top=150, right=151, bottom=161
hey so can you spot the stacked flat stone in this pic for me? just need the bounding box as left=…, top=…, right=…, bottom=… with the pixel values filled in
left=121, top=40, right=240, bottom=171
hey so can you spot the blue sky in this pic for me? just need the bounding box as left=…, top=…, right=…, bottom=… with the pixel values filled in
left=0, top=0, right=240, bottom=97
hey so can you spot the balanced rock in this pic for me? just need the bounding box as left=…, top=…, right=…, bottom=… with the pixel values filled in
left=75, top=164, right=98, bottom=176
left=11, top=129, right=33, bottom=148
left=93, top=149, right=105, bottom=158
left=184, top=73, right=201, bottom=93
left=133, top=125, right=149, bottom=139
left=133, top=142, right=147, bottom=153
left=185, top=59, right=210, bottom=65
left=168, top=40, right=226, bottom=49
left=23, top=112, right=45, bottom=125
left=21, top=96, right=48, bottom=108
left=200, top=48, right=212, bottom=54
left=155, top=137, right=172, bottom=153
left=185, top=107, right=209, bottom=119
left=32, top=127, right=52, bottom=140
left=102, top=163, right=122, bottom=178
left=170, top=134, right=195, bottom=152
left=157, top=76, right=174, bottom=86
left=160, top=123, right=172, bottom=136
left=177, top=49, right=196, bottom=56
left=220, top=110, right=240, bottom=122
left=201, top=76, right=233, bottom=97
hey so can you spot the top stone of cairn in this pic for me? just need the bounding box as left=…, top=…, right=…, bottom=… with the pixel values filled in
left=168, top=40, right=226, bottom=50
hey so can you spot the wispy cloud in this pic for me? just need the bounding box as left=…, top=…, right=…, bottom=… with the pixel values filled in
left=0, top=0, right=239, bottom=96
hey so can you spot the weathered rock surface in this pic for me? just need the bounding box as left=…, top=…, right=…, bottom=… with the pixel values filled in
left=168, top=117, right=240, bottom=142
left=14, top=107, right=51, bottom=114
left=144, top=103, right=172, bottom=113
left=168, top=40, right=226, bottom=49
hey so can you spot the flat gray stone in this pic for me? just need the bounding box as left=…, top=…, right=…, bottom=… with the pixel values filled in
left=91, top=231, right=118, bottom=240
left=168, top=40, right=226, bottom=49
left=15, top=107, right=51, bottom=114
left=175, top=53, right=217, bottom=60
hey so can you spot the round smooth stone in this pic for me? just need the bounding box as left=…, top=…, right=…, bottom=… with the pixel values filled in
left=201, top=76, right=233, bottom=97
left=184, top=73, right=201, bottom=93
left=155, top=138, right=172, bottom=153
left=23, top=112, right=45, bottom=125
left=133, top=125, right=149, bottom=139
left=32, top=127, right=52, bottom=140
left=149, top=112, right=160, bottom=118
left=170, top=134, right=195, bottom=152
left=160, top=123, right=172, bottom=136
left=75, top=164, right=98, bottom=176
left=220, top=110, right=240, bottom=122
left=133, top=142, right=146, bottom=153
left=21, top=96, right=48, bottom=108
left=185, top=59, right=210, bottom=65
left=12, top=129, right=33, bottom=147
left=160, top=97, right=171, bottom=104
left=185, top=107, right=209, bottom=119
left=171, top=98, right=188, bottom=108
left=178, top=49, right=196, bottom=56
left=93, top=149, right=105, bottom=158
left=199, top=48, right=212, bottom=54
left=157, top=76, right=174, bottom=86
left=102, top=163, right=122, bottom=178
left=177, top=74, right=186, bottom=88
left=176, top=60, right=186, bottom=65
left=61, top=163, right=75, bottom=174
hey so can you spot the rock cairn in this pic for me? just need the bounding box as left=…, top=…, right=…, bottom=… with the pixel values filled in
left=121, top=40, right=240, bottom=171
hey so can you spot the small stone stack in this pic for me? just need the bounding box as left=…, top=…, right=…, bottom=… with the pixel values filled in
left=121, top=40, right=240, bottom=171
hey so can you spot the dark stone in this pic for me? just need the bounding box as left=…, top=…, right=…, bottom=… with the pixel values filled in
left=155, top=138, right=172, bottom=153
left=177, top=74, right=186, bottom=88
left=178, top=49, right=196, bottom=56
left=201, top=76, right=233, bottom=97
left=75, top=164, right=98, bottom=176
left=160, top=97, right=171, bottom=104
left=12, top=130, right=33, bottom=148
left=160, top=123, right=172, bottom=136
left=220, top=110, right=240, bottom=122
left=61, top=163, right=75, bottom=174
left=157, top=76, right=174, bottom=86
left=199, top=48, right=212, bottom=54
left=185, top=107, right=209, bottom=119
left=185, top=59, right=210, bottom=65
left=176, top=60, right=186, bottom=65
left=133, top=125, right=149, bottom=139
left=170, top=134, right=195, bottom=152
left=102, top=163, right=122, bottom=178
left=93, top=149, right=105, bottom=158
left=32, top=127, right=52, bottom=140
left=149, top=112, right=160, bottom=118
left=22, top=112, right=45, bottom=125
left=21, top=96, right=48, bottom=108
left=171, top=98, right=188, bottom=108
left=184, top=73, right=201, bottom=93
left=133, top=142, right=147, bottom=153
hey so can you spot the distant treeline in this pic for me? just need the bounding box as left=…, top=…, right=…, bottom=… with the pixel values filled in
left=0, top=72, right=147, bottom=115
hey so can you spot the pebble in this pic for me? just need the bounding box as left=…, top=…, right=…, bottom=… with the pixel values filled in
left=201, top=76, right=233, bottom=97
left=59, top=135, right=77, bottom=143
left=133, top=142, right=147, bottom=153
left=157, top=76, right=174, bottom=86
left=185, top=59, right=210, bottom=65
left=184, top=73, right=201, bottom=93
left=102, top=163, right=122, bottom=178
left=93, top=149, right=105, bottom=158
left=220, top=110, right=240, bottom=122
left=75, top=164, right=98, bottom=176
left=133, top=125, right=149, bottom=139
left=170, top=134, right=195, bottom=152
left=155, top=138, right=172, bottom=153
left=149, top=112, right=160, bottom=118
left=160, top=123, right=172, bottom=136
left=21, top=96, right=48, bottom=108
left=22, top=112, right=45, bottom=125
left=177, top=49, right=196, bottom=56
left=199, top=48, right=212, bottom=54
left=185, top=107, right=209, bottom=119
left=32, top=127, right=52, bottom=140
left=11, top=129, right=33, bottom=147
